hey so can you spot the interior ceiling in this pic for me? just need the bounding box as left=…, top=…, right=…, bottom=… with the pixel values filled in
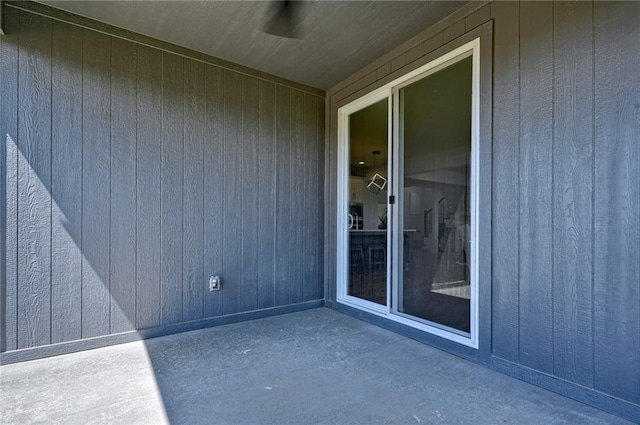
left=41, top=1, right=468, bottom=90
left=349, top=55, right=471, bottom=182
left=349, top=99, right=388, bottom=176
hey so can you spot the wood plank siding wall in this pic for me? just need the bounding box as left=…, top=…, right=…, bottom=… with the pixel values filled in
left=0, top=5, right=325, bottom=358
left=325, top=1, right=639, bottom=420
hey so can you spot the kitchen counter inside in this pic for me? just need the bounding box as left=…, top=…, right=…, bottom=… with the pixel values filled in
left=349, top=229, right=417, bottom=233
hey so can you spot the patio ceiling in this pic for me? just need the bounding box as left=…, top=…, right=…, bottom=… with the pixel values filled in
left=40, top=1, right=469, bottom=89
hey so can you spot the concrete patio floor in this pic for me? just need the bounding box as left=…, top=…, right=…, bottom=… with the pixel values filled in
left=0, top=308, right=632, bottom=424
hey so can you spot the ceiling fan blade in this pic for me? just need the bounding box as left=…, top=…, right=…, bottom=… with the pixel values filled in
left=263, top=1, right=302, bottom=39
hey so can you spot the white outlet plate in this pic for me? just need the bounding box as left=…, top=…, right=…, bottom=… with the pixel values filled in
left=209, top=276, right=221, bottom=291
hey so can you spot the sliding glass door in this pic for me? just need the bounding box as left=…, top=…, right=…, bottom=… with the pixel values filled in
left=346, top=99, right=389, bottom=306
left=339, top=91, right=391, bottom=312
left=338, top=39, right=479, bottom=346
left=392, top=54, right=473, bottom=335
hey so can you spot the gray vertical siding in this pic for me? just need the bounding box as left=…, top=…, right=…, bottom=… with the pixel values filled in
left=491, top=0, right=519, bottom=363
left=202, top=65, right=224, bottom=319
left=592, top=1, right=640, bottom=405
left=110, top=37, right=137, bottom=334
left=0, top=4, right=18, bottom=353
left=0, top=6, right=325, bottom=353
left=160, top=51, right=184, bottom=326
left=275, top=86, right=292, bottom=306
left=222, top=70, right=242, bottom=316
left=518, top=0, right=554, bottom=374
left=82, top=28, right=111, bottom=338
left=182, top=58, right=205, bottom=323
left=241, top=75, right=259, bottom=313
left=325, top=0, right=640, bottom=419
left=135, top=45, right=162, bottom=330
left=551, top=0, right=594, bottom=389
left=290, top=90, right=305, bottom=304
left=257, top=81, right=277, bottom=309
left=17, top=11, right=52, bottom=349
left=491, top=0, right=640, bottom=408
left=51, top=20, right=83, bottom=344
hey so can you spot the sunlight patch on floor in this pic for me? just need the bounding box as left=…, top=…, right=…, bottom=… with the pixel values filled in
left=0, top=340, right=169, bottom=424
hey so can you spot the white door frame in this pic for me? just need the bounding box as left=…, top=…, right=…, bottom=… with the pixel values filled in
left=336, top=87, right=392, bottom=316
left=337, top=38, right=481, bottom=349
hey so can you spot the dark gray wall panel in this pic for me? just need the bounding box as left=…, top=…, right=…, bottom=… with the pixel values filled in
left=203, top=65, right=224, bottom=318
left=593, top=1, right=640, bottom=404
left=257, top=80, right=276, bottom=309
left=303, top=94, right=319, bottom=302
left=182, top=58, right=205, bottom=322
left=17, top=11, right=52, bottom=348
left=316, top=97, right=325, bottom=301
left=1, top=5, right=19, bottom=352
left=110, top=38, right=137, bottom=333
left=325, top=98, right=337, bottom=304
left=552, top=0, right=594, bottom=388
left=222, top=70, right=243, bottom=316
left=240, top=75, right=259, bottom=313
left=160, top=52, right=184, bottom=326
left=518, top=0, right=553, bottom=374
left=490, top=0, right=520, bottom=363
left=51, top=20, right=82, bottom=344
left=290, top=90, right=305, bottom=304
left=81, top=29, right=111, bottom=338
left=275, top=85, right=292, bottom=306
left=136, top=45, right=162, bottom=330
left=1, top=4, right=325, bottom=356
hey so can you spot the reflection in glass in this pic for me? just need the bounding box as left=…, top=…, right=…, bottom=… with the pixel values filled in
left=397, top=56, right=472, bottom=333
left=347, top=99, right=388, bottom=305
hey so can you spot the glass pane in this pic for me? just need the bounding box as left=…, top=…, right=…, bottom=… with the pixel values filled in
left=347, top=99, right=388, bottom=305
left=397, top=56, right=472, bottom=333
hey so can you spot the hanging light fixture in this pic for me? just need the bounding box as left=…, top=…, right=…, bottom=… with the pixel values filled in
left=366, top=150, right=387, bottom=194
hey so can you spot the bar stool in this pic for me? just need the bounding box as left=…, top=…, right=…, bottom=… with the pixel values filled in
left=368, top=244, right=386, bottom=272
left=350, top=245, right=366, bottom=274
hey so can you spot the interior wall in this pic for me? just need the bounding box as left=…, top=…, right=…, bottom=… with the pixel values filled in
left=324, top=1, right=639, bottom=421
left=0, top=5, right=325, bottom=355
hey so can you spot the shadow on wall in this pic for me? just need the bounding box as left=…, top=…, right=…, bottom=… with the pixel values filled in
left=1, top=8, right=325, bottom=421
left=2, top=5, right=325, bottom=349
left=2, top=5, right=325, bottom=422
left=2, top=10, right=161, bottom=349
